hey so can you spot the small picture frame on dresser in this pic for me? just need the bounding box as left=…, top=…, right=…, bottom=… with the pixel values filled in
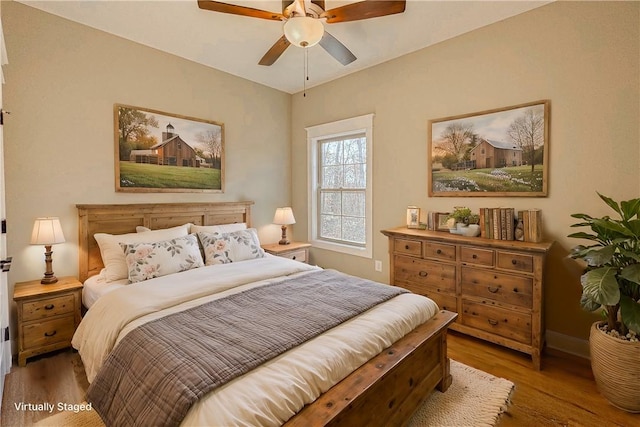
left=436, top=212, right=452, bottom=231
left=406, top=206, right=421, bottom=229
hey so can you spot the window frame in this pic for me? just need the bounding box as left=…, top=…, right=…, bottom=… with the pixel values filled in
left=306, top=114, right=374, bottom=258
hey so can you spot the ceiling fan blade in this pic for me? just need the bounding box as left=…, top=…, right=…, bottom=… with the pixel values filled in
left=322, top=0, right=405, bottom=23
left=259, top=35, right=291, bottom=66
left=197, top=1, right=284, bottom=21
left=319, top=31, right=356, bottom=66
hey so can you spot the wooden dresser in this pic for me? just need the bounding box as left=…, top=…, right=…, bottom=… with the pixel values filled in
left=381, top=227, right=553, bottom=369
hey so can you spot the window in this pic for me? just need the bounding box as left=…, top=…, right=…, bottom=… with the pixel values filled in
left=306, top=114, right=373, bottom=258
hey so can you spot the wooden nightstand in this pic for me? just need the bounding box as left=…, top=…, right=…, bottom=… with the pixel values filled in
left=262, top=242, right=311, bottom=264
left=13, top=276, right=83, bottom=366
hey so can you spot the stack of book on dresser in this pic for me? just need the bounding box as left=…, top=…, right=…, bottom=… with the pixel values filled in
left=479, top=207, right=542, bottom=242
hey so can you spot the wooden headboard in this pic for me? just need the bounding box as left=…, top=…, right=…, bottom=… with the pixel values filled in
left=76, top=201, right=254, bottom=282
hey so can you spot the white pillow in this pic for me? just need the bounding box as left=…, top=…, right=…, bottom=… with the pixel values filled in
left=121, top=234, right=204, bottom=283
left=197, top=229, right=265, bottom=266
left=94, top=224, right=190, bottom=282
left=190, top=223, right=247, bottom=234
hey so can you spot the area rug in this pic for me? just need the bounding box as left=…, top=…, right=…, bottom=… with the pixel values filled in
left=34, top=359, right=513, bottom=427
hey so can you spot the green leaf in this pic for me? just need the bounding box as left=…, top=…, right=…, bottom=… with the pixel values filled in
left=592, top=218, right=635, bottom=237
left=620, top=295, right=640, bottom=334
left=570, top=213, right=593, bottom=220
left=581, top=267, right=620, bottom=306
left=619, top=249, right=640, bottom=263
left=625, top=219, right=640, bottom=236
left=598, top=193, right=622, bottom=217
left=567, top=232, right=598, bottom=240
left=620, top=264, right=640, bottom=285
left=581, top=246, right=615, bottom=266
left=580, top=293, right=601, bottom=312
left=621, top=199, right=640, bottom=221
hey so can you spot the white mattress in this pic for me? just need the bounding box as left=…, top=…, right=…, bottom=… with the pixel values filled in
left=73, top=256, right=439, bottom=426
left=82, top=270, right=127, bottom=308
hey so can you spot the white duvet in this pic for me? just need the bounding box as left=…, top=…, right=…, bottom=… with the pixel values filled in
left=72, top=255, right=439, bottom=426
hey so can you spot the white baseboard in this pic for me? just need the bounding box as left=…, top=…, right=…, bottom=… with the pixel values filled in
left=546, top=330, right=590, bottom=359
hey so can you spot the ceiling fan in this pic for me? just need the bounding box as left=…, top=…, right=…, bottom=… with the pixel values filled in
left=197, top=0, right=406, bottom=66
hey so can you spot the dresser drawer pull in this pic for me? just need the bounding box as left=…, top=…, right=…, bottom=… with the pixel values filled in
left=405, top=245, right=410, bottom=250
left=292, top=256, right=297, bottom=260
left=436, top=249, right=442, bottom=254
left=488, top=286, right=499, bottom=293
left=472, top=254, right=478, bottom=259
left=487, top=319, right=498, bottom=326
left=512, top=259, right=517, bottom=265
left=44, top=330, right=57, bottom=337
left=418, top=271, right=428, bottom=277
left=44, top=304, right=55, bottom=310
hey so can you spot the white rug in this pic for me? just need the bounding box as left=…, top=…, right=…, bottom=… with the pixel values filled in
left=35, top=359, right=513, bottom=427
left=408, top=359, right=515, bottom=427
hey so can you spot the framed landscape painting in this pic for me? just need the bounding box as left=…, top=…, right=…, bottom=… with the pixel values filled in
left=428, top=100, right=549, bottom=197
left=114, top=104, right=224, bottom=193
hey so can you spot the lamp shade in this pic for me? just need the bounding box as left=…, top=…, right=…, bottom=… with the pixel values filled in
left=273, top=207, right=296, bottom=225
left=283, top=17, right=324, bottom=48
left=30, top=217, right=66, bottom=245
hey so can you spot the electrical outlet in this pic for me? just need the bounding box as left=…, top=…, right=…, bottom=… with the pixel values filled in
left=374, top=260, right=383, bottom=272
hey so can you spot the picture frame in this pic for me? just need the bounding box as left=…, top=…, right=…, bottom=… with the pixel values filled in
left=436, top=212, right=452, bottom=231
left=428, top=100, right=549, bottom=197
left=115, top=104, right=224, bottom=193
left=406, top=206, right=421, bottom=229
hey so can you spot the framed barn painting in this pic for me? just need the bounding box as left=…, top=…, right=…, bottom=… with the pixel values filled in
left=428, top=100, right=549, bottom=197
left=114, top=104, right=224, bottom=193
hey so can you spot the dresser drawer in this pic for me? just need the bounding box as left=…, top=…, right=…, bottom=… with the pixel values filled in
left=22, top=315, right=76, bottom=350
left=424, top=242, right=456, bottom=261
left=21, top=294, right=75, bottom=322
left=460, top=246, right=494, bottom=266
left=462, top=300, right=531, bottom=344
left=497, top=251, right=534, bottom=273
left=394, top=239, right=422, bottom=257
left=280, top=249, right=307, bottom=263
left=423, top=292, right=458, bottom=314
left=394, top=255, right=455, bottom=292
left=461, top=267, right=533, bottom=308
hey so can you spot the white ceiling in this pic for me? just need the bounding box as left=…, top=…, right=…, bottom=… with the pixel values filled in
left=18, top=0, right=552, bottom=94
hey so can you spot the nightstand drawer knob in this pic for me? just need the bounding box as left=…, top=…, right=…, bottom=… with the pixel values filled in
left=44, top=330, right=57, bottom=337
left=44, top=304, right=55, bottom=310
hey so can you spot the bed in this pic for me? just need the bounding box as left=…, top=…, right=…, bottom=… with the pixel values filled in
left=73, top=201, right=457, bottom=426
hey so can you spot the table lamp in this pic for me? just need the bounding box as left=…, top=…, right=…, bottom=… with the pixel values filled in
left=30, top=217, right=65, bottom=284
left=273, top=207, right=295, bottom=245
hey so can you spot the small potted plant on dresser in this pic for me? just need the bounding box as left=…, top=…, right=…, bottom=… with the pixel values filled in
left=448, top=207, right=481, bottom=237
left=569, top=193, right=640, bottom=412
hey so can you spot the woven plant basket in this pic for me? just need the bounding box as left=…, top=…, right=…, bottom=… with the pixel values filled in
left=589, top=321, right=640, bottom=412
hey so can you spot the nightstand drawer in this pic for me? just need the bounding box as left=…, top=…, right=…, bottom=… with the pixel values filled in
left=21, top=294, right=75, bottom=322
left=22, top=315, right=76, bottom=350
left=280, top=249, right=307, bottom=263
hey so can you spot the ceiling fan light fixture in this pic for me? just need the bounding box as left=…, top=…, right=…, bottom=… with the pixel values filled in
left=283, top=17, right=324, bottom=48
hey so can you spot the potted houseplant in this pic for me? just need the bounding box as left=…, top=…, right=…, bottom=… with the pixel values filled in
left=448, top=207, right=480, bottom=236
left=568, top=193, right=640, bottom=412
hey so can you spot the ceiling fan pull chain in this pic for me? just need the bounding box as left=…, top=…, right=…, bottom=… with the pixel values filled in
left=303, top=47, right=308, bottom=97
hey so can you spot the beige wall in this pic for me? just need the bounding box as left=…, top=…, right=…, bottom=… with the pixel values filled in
left=2, top=2, right=292, bottom=292
left=291, top=1, right=640, bottom=343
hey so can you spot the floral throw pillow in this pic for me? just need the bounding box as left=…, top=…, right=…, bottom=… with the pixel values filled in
left=197, top=229, right=265, bottom=266
left=121, top=234, right=204, bottom=283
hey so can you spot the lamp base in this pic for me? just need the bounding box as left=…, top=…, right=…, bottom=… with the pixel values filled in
left=41, top=245, right=58, bottom=284
left=278, top=225, right=291, bottom=245
left=40, top=274, right=58, bottom=285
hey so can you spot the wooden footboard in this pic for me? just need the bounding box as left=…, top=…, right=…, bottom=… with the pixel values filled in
left=285, top=310, right=458, bottom=427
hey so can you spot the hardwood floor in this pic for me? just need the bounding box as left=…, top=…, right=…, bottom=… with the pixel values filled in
left=447, top=331, right=638, bottom=427
left=1, top=332, right=638, bottom=426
